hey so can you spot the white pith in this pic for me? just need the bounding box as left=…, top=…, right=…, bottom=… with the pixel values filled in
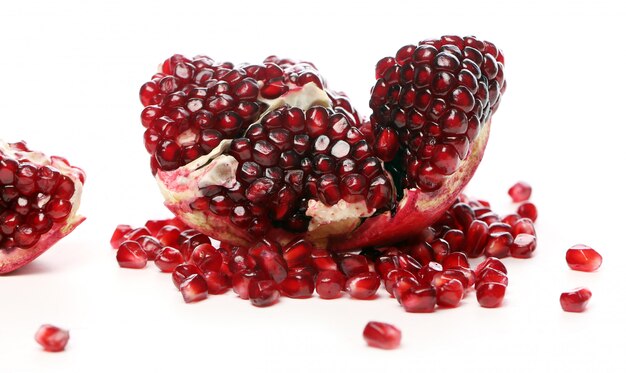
left=156, top=83, right=376, bottom=234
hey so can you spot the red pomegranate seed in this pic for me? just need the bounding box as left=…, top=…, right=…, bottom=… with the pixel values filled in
left=179, top=274, right=209, bottom=303
left=126, top=227, right=151, bottom=241
left=249, top=248, right=288, bottom=283
left=512, top=217, right=536, bottom=237
left=345, top=272, right=380, bottom=299
left=517, top=201, right=538, bottom=222
left=416, top=261, right=443, bottom=285
left=432, top=269, right=470, bottom=290
left=136, top=235, right=163, bottom=260
left=475, top=257, right=507, bottom=275
left=282, top=239, right=312, bottom=268
left=311, top=249, right=338, bottom=271
left=476, top=282, right=506, bottom=308
left=476, top=267, right=508, bottom=286
left=190, top=243, right=222, bottom=273
left=179, top=233, right=211, bottom=261
left=339, top=254, right=370, bottom=277
left=204, top=270, right=231, bottom=294
left=363, top=321, right=402, bottom=350
left=392, top=276, right=422, bottom=301
left=171, top=264, right=203, bottom=288
left=249, top=279, right=280, bottom=307
left=154, top=247, right=184, bottom=272
left=232, top=270, right=260, bottom=300
left=156, top=225, right=181, bottom=247
left=508, top=181, right=532, bottom=202
left=315, top=270, right=346, bottom=299
left=279, top=272, right=314, bottom=298
left=110, top=224, right=132, bottom=249
left=510, top=233, right=537, bottom=258
left=560, top=287, right=592, bottom=312
left=441, top=252, right=470, bottom=270
left=464, top=220, right=489, bottom=257
left=116, top=241, right=148, bottom=269
left=436, top=278, right=464, bottom=307
left=144, top=219, right=170, bottom=235
left=383, top=269, right=415, bottom=295
left=502, top=213, right=521, bottom=226
left=566, top=244, right=602, bottom=272
left=400, top=285, right=437, bottom=313
left=484, top=232, right=513, bottom=258
left=35, top=324, right=69, bottom=352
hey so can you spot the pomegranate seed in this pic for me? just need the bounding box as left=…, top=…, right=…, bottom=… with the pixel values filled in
left=154, top=247, right=184, bottom=272
left=249, top=279, right=280, bottom=307
left=315, top=270, right=346, bottom=299
left=232, top=270, right=260, bottom=300
left=136, top=235, right=163, bottom=260
left=464, top=220, right=489, bottom=257
left=517, top=201, right=538, bottom=222
left=416, top=261, right=443, bottom=285
left=484, top=232, right=513, bottom=258
left=432, top=269, right=470, bottom=290
left=441, top=252, right=469, bottom=269
left=116, top=240, right=148, bottom=269
left=363, top=321, right=402, bottom=350
left=249, top=248, right=288, bottom=283
left=179, top=274, right=209, bottom=303
left=560, top=287, right=592, bottom=312
left=345, top=272, right=380, bottom=299
left=339, top=254, right=370, bottom=277
left=279, top=272, right=314, bottom=298
left=476, top=282, right=506, bottom=308
left=282, top=239, right=312, bottom=268
left=204, top=270, right=231, bottom=294
left=156, top=225, right=181, bottom=247
left=392, top=276, right=422, bottom=301
left=190, top=243, right=222, bottom=273
left=35, top=324, right=69, bottom=352
left=475, top=257, right=508, bottom=275
left=171, top=264, right=203, bottom=288
left=566, top=244, right=602, bottom=272
left=383, top=269, right=415, bottom=295
left=126, top=227, right=151, bottom=241
left=508, top=181, right=532, bottom=202
left=510, top=233, right=537, bottom=258
left=436, top=278, right=464, bottom=307
left=476, top=267, right=508, bottom=286
left=512, top=217, right=536, bottom=237
left=400, top=285, right=437, bottom=313
left=110, top=224, right=132, bottom=249
left=311, top=249, right=337, bottom=271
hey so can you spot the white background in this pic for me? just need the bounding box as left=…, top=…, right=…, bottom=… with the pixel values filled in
left=1, top=0, right=625, bottom=372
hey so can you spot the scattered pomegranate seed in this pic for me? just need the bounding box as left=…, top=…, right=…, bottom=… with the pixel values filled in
left=566, top=245, right=602, bottom=272
left=363, top=321, right=401, bottom=350
left=517, top=201, right=538, bottom=222
left=315, top=270, right=346, bottom=299
left=508, top=181, right=532, bottom=202
left=110, top=224, right=132, bottom=249
left=436, top=278, right=464, bottom=307
left=560, top=288, right=592, bottom=312
left=249, top=279, right=280, bottom=307
left=35, top=324, right=69, bottom=352
left=400, top=285, right=437, bottom=313
left=179, top=274, right=209, bottom=303
left=280, top=272, right=314, bottom=298
left=154, top=247, right=184, bottom=272
left=345, top=272, right=380, bottom=299
left=476, top=282, right=506, bottom=308
left=116, top=240, right=148, bottom=269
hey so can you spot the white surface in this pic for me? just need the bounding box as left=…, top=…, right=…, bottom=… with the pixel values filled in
left=1, top=1, right=625, bottom=372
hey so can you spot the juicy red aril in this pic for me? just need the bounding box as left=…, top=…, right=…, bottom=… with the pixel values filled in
left=249, top=247, right=288, bottom=283
left=136, top=235, right=163, bottom=260
left=232, top=270, right=259, bottom=300
left=510, top=233, right=537, bottom=258
left=35, top=324, right=69, bottom=352
left=190, top=243, right=222, bottom=273
left=110, top=224, right=132, bottom=249
left=517, top=202, right=538, bottom=222
left=156, top=225, right=181, bottom=246
left=282, top=239, right=312, bottom=268
left=484, top=232, right=513, bottom=258
left=315, top=269, right=346, bottom=299
left=476, top=267, right=508, bottom=286
left=339, top=254, right=370, bottom=277
left=179, top=274, right=209, bottom=303
left=249, top=279, right=280, bottom=307
left=171, top=264, right=203, bottom=288
left=476, top=282, right=506, bottom=308
left=441, top=252, right=469, bottom=269
left=464, top=220, right=489, bottom=257
left=436, top=278, right=464, bottom=307
left=512, top=218, right=536, bottom=237
left=345, top=272, right=380, bottom=299
left=363, top=321, right=402, bottom=350
left=279, top=272, right=314, bottom=298
left=392, top=276, right=422, bottom=301
left=204, top=270, right=231, bottom=294
left=416, top=261, right=443, bottom=285
left=154, top=247, right=184, bottom=272
left=116, top=241, right=148, bottom=269
left=400, top=285, right=437, bottom=313
left=566, top=244, right=602, bottom=272
left=560, top=287, right=592, bottom=312
left=475, top=256, right=508, bottom=275
left=508, top=181, right=532, bottom=202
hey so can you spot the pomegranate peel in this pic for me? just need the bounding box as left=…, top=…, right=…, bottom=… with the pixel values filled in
left=0, top=140, right=85, bottom=274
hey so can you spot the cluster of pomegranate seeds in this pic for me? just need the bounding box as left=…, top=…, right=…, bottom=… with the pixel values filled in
left=35, top=324, right=69, bottom=352
left=370, top=35, right=506, bottom=191
left=363, top=321, right=402, bottom=350
left=560, top=288, right=592, bottom=312
left=139, top=54, right=361, bottom=174
left=191, top=105, right=394, bottom=235
left=111, top=186, right=534, bottom=311
left=0, top=142, right=78, bottom=251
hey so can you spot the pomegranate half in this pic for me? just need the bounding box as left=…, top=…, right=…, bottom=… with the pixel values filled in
left=139, top=35, right=505, bottom=250
left=0, top=140, right=85, bottom=274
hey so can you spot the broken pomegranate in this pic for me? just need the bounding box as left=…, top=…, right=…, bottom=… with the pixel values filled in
left=566, top=244, right=602, bottom=272
left=0, top=141, right=85, bottom=274
left=35, top=324, right=69, bottom=352
left=363, top=321, right=401, bottom=350
left=560, top=288, right=592, bottom=312
left=139, top=35, right=506, bottom=251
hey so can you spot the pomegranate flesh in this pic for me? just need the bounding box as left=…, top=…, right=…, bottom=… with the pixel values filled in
left=35, top=324, right=69, bottom=352
left=0, top=141, right=85, bottom=274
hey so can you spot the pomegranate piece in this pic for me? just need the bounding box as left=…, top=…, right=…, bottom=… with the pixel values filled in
left=249, top=279, right=280, bottom=307
left=517, top=202, right=538, bottom=222
left=566, top=244, right=602, bottom=272
left=508, top=181, right=532, bottom=202
left=363, top=321, right=401, bottom=350
left=116, top=241, right=148, bottom=269
left=315, top=269, right=346, bottom=299
left=179, top=274, right=209, bottom=303
left=345, top=272, right=380, bottom=300
left=0, top=141, right=85, bottom=274
left=154, top=246, right=184, bottom=272
left=35, top=324, right=69, bottom=352
left=400, top=285, right=437, bottom=313
left=560, top=287, right=592, bottom=312
left=476, top=282, right=506, bottom=308
left=149, top=36, right=506, bottom=253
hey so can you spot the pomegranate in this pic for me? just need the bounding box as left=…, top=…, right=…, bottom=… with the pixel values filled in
left=363, top=321, right=402, bottom=350
left=139, top=35, right=506, bottom=250
left=0, top=141, right=85, bottom=274
left=560, top=288, right=592, bottom=312
left=35, top=324, right=69, bottom=352
left=566, top=244, right=602, bottom=272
